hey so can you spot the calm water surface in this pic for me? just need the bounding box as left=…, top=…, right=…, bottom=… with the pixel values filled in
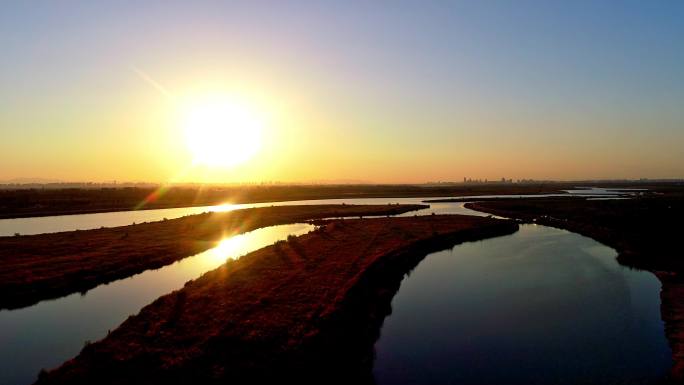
left=0, top=193, right=667, bottom=385
left=0, top=197, right=465, bottom=385
left=0, top=223, right=313, bottom=385
left=0, top=188, right=624, bottom=236
left=373, top=224, right=671, bottom=384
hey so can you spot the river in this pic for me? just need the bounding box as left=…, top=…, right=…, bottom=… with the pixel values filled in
left=0, top=190, right=668, bottom=384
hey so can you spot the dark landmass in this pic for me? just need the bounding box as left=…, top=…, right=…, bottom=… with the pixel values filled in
left=3, top=181, right=680, bottom=220
left=35, top=215, right=518, bottom=385
left=465, top=196, right=683, bottom=270
left=466, top=193, right=684, bottom=382
left=424, top=196, right=578, bottom=203
left=0, top=183, right=580, bottom=219
left=0, top=204, right=425, bottom=310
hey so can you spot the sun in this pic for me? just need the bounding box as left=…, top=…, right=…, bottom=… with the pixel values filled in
left=182, top=98, right=263, bottom=167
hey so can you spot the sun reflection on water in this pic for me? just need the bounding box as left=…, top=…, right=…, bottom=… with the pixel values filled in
left=210, top=203, right=242, bottom=213
left=196, top=223, right=314, bottom=271
left=206, top=234, right=248, bottom=265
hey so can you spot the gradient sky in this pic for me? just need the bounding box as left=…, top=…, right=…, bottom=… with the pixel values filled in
left=1, top=1, right=683, bottom=183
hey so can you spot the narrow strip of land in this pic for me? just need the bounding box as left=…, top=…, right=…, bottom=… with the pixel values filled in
left=466, top=197, right=684, bottom=382
left=0, top=184, right=574, bottom=219
left=422, top=196, right=584, bottom=203
left=35, top=215, right=518, bottom=385
left=0, top=204, right=425, bottom=310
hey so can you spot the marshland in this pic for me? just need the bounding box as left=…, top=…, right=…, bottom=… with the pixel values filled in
left=3, top=1, right=683, bottom=383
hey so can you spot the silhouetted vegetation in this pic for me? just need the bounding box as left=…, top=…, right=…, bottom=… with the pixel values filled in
left=467, top=189, right=684, bottom=382
left=0, top=183, right=579, bottom=219
left=0, top=204, right=426, bottom=310
left=466, top=194, right=683, bottom=271
left=34, top=216, right=517, bottom=385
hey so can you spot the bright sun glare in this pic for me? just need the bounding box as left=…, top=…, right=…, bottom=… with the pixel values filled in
left=182, top=98, right=263, bottom=167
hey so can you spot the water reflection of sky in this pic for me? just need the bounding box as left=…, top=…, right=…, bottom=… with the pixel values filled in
left=374, top=224, right=671, bottom=385
left=0, top=187, right=635, bottom=236
left=0, top=190, right=664, bottom=385
left=0, top=223, right=312, bottom=385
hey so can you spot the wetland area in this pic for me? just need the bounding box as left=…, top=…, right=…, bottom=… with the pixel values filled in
left=1, top=184, right=682, bottom=384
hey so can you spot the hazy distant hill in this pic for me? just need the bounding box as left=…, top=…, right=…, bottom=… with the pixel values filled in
left=0, top=178, right=64, bottom=184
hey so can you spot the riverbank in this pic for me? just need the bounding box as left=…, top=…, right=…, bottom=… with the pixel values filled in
left=34, top=215, right=518, bottom=384
left=423, top=196, right=584, bottom=203
left=0, top=204, right=425, bottom=310
left=465, top=196, right=684, bottom=382
left=0, top=184, right=577, bottom=219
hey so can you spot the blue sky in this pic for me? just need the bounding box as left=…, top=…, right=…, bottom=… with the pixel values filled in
left=1, top=1, right=683, bottom=182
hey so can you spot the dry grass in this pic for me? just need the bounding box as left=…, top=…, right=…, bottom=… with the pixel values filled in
left=36, top=215, right=517, bottom=384
left=0, top=183, right=575, bottom=218
left=0, top=204, right=426, bottom=309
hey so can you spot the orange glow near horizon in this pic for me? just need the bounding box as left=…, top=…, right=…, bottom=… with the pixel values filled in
left=2, top=3, right=684, bottom=184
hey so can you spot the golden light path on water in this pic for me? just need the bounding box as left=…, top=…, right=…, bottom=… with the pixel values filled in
left=0, top=222, right=314, bottom=385
left=0, top=191, right=647, bottom=385
left=199, top=228, right=273, bottom=269
left=162, top=222, right=315, bottom=286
